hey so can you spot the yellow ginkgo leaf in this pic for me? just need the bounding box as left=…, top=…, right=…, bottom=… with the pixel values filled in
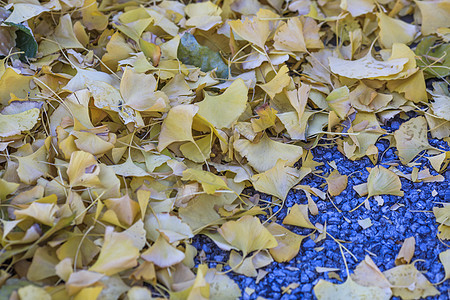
left=197, top=79, right=248, bottom=129
left=252, top=159, right=302, bottom=200
left=74, top=286, right=103, bottom=300
left=81, top=0, right=109, bottom=31
left=104, top=194, right=140, bottom=227
left=351, top=255, right=392, bottom=295
left=182, top=168, right=229, bottom=194
left=218, top=215, right=277, bottom=256
left=157, top=104, right=198, bottom=152
left=5, top=3, right=49, bottom=23
left=40, top=14, right=84, bottom=55
left=377, top=12, right=416, bottom=49
left=326, top=86, right=351, bottom=120
left=141, top=234, right=185, bottom=268
left=258, top=65, right=291, bottom=99
left=314, top=277, right=391, bottom=300
left=328, top=51, right=408, bottom=79
left=66, top=270, right=104, bottom=296
left=16, top=139, right=51, bottom=185
left=273, top=17, right=307, bottom=52
left=89, top=227, right=139, bottom=276
left=326, top=169, right=348, bottom=197
left=112, top=156, right=150, bottom=177
left=18, top=285, right=52, bottom=300
left=185, top=1, right=223, bottom=31
left=367, top=166, right=404, bottom=198
left=14, top=202, right=58, bottom=226
left=283, top=203, right=316, bottom=229
left=251, top=105, right=278, bottom=132
left=27, top=246, right=59, bottom=281
left=0, top=178, right=19, bottom=201
left=0, top=108, right=40, bottom=137
left=234, top=134, right=303, bottom=172
left=383, top=264, right=440, bottom=299
left=180, top=134, right=213, bottom=163
left=415, top=0, right=450, bottom=35
left=0, top=68, right=36, bottom=106
left=144, top=212, right=194, bottom=243
left=67, top=151, right=101, bottom=188
left=387, top=70, right=427, bottom=103
left=393, top=116, right=431, bottom=164
left=120, top=67, right=169, bottom=112
left=340, top=0, right=375, bottom=17
left=266, top=222, right=306, bottom=262
left=229, top=15, right=270, bottom=49
left=439, top=249, right=450, bottom=282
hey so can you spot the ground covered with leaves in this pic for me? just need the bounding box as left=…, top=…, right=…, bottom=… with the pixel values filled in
left=0, top=0, right=449, bottom=299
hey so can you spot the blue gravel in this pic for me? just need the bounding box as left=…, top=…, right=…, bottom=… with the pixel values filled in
left=191, top=114, right=450, bottom=299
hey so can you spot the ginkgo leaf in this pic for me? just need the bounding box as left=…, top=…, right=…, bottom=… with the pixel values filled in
left=351, top=255, right=392, bottom=295
left=178, top=33, right=228, bottom=79
left=197, top=79, right=248, bottom=129
left=89, top=227, right=139, bottom=276
left=112, top=156, right=149, bottom=177
left=157, top=104, right=198, bottom=151
left=266, top=222, right=305, bottom=262
left=185, top=1, right=223, bottom=31
left=234, top=134, right=303, bottom=173
left=377, top=12, right=416, bottom=49
left=229, top=15, right=270, bottom=49
left=104, top=194, right=139, bottom=227
left=313, top=277, right=391, bottom=300
left=328, top=51, right=408, bottom=79
left=393, top=117, right=431, bottom=164
left=81, top=0, right=109, bottom=31
left=5, top=3, right=49, bottom=24
left=439, top=249, right=450, bottom=282
left=144, top=213, right=194, bottom=243
left=367, top=166, right=404, bottom=198
left=67, top=151, right=101, bottom=188
left=66, top=271, right=104, bottom=296
left=14, top=202, right=58, bottom=226
left=258, top=65, right=291, bottom=99
left=141, top=234, right=185, bottom=268
left=0, top=108, right=40, bottom=137
left=326, top=169, right=348, bottom=196
left=383, top=264, right=440, bottom=299
left=218, top=215, right=277, bottom=256
left=282, top=203, right=316, bottom=229
left=182, top=168, right=229, bottom=194
left=273, top=17, right=306, bottom=52
left=326, top=86, right=351, bottom=120
left=415, top=0, right=450, bottom=35
left=18, top=285, right=51, bottom=300
left=120, top=67, right=168, bottom=112
left=0, top=178, right=19, bottom=201
left=395, top=236, right=415, bottom=265
left=251, top=159, right=302, bottom=200
left=340, top=0, right=375, bottom=17
left=16, top=139, right=50, bottom=185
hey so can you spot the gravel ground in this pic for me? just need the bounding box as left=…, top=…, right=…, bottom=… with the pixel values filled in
left=192, top=114, right=450, bottom=299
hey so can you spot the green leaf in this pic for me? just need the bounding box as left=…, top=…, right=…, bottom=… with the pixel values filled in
left=0, top=279, right=33, bottom=300
left=415, top=36, right=450, bottom=78
left=177, top=33, right=228, bottom=79
left=5, top=22, right=37, bottom=59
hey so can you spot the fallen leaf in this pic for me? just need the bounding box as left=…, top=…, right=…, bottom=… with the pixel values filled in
left=218, top=215, right=278, bottom=256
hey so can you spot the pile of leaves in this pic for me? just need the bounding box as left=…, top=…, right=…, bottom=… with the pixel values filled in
left=0, top=0, right=449, bottom=299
